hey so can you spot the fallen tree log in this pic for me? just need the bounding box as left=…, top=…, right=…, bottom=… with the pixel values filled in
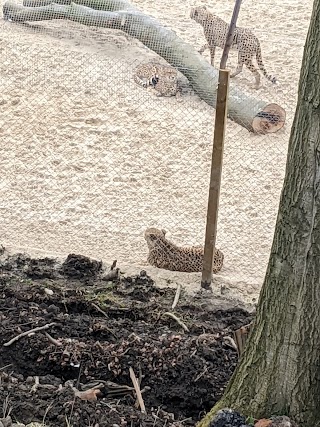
left=3, top=0, right=286, bottom=133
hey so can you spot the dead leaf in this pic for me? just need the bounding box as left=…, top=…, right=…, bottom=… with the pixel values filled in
left=74, top=388, right=101, bottom=402
left=255, top=419, right=272, bottom=427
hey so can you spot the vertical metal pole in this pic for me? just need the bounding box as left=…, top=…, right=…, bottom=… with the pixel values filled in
left=201, top=0, right=243, bottom=289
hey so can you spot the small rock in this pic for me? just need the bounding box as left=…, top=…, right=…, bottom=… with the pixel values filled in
left=47, top=304, right=60, bottom=314
left=209, top=408, right=249, bottom=427
left=25, top=376, right=34, bottom=384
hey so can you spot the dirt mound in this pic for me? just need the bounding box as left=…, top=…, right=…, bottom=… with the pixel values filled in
left=0, top=252, right=253, bottom=426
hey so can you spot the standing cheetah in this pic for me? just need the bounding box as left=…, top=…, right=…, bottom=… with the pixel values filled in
left=144, top=227, right=224, bottom=273
left=190, top=6, right=276, bottom=88
left=133, top=62, right=178, bottom=97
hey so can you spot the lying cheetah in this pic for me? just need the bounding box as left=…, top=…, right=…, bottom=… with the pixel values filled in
left=144, top=227, right=223, bottom=273
left=190, top=6, right=276, bottom=88
left=133, top=62, right=178, bottom=97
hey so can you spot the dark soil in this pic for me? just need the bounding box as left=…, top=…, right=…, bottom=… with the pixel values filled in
left=0, top=252, right=254, bottom=427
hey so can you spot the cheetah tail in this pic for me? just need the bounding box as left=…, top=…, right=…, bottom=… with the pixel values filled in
left=256, top=41, right=277, bottom=84
left=133, top=74, right=149, bottom=88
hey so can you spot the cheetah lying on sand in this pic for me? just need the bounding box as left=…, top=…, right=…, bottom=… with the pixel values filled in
left=133, top=62, right=179, bottom=97
left=190, top=5, right=276, bottom=89
left=144, top=227, right=224, bottom=273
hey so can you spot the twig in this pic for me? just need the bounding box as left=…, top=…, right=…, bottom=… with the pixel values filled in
left=171, top=284, right=182, bottom=310
left=91, top=303, right=117, bottom=338
left=162, top=312, right=189, bottom=332
left=0, top=364, right=12, bottom=371
left=134, top=363, right=143, bottom=408
left=129, top=367, right=146, bottom=414
left=3, top=394, right=12, bottom=418
left=179, top=417, right=193, bottom=423
left=3, top=322, right=56, bottom=347
left=194, top=365, right=208, bottom=382
left=223, top=336, right=238, bottom=351
left=45, top=332, right=63, bottom=347
left=91, top=302, right=109, bottom=318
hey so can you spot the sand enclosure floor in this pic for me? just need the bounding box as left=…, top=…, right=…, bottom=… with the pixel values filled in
left=0, top=0, right=313, bottom=301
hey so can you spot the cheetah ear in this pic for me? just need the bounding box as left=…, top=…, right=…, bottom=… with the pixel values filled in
left=161, top=229, right=167, bottom=236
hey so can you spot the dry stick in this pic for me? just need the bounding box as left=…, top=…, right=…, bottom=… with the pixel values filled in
left=171, top=284, right=182, bottom=310
left=134, top=364, right=143, bottom=408
left=3, top=322, right=56, bottom=347
left=129, top=367, right=146, bottom=414
left=0, top=364, right=12, bottom=371
left=91, top=302, right=118, bottom=338
left=91, top=302, right=109, bottom=318
left=201, top=0, right=242, bottom=289
left=194, top=366, right=208, bottom=383
left=223, top=335, right=238, bottom=351
left=45, top=331, right=63, bottom=347
left=162, top=312, right=189, bottom=332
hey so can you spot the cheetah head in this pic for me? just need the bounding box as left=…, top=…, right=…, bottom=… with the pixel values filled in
left=166, top=70, right=178, bottom=82
left=190, top=6, right=209, bottom=23
left=144, top=227, right=167, bottom=249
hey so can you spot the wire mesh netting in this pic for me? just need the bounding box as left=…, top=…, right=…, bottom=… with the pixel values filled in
left=0, top=0, right=313, bottom=294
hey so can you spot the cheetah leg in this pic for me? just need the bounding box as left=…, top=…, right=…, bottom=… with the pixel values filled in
left=244, top=59, right=261, bottom=89
left=230, top=62, right=244, bottom=78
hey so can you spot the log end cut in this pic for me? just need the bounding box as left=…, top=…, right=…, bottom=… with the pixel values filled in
left=252, top=103, right=286, bottom=134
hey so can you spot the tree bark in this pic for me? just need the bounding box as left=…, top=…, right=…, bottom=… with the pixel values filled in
left=198, top=1, right=320, bottom=426
left=3, top=0, right=285, bottom=134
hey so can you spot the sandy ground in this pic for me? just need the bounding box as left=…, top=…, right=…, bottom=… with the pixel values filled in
left=0, top=0, right=313, bottom=303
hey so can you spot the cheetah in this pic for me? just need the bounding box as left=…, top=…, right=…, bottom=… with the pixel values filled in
left=144, top=227, right=224, bottom=273
left=190, top=6, right=276, bottom=89
left=133, top=62, right=178, bottom=97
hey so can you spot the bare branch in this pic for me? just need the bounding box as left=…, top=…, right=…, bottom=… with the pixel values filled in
left=129, top=367, right=146, bottom=414
left=45, top=332, right=63, bottom=347
left=3, top=322, right=56, bottom=347
left=171, top=284, right=182, bottom=310
left=162, top=312, right=189, bottom=332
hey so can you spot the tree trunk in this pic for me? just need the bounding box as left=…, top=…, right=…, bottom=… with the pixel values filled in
left=3, top=0, right=285, bottom=134
left=198, top=1, right=320, bottom=426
